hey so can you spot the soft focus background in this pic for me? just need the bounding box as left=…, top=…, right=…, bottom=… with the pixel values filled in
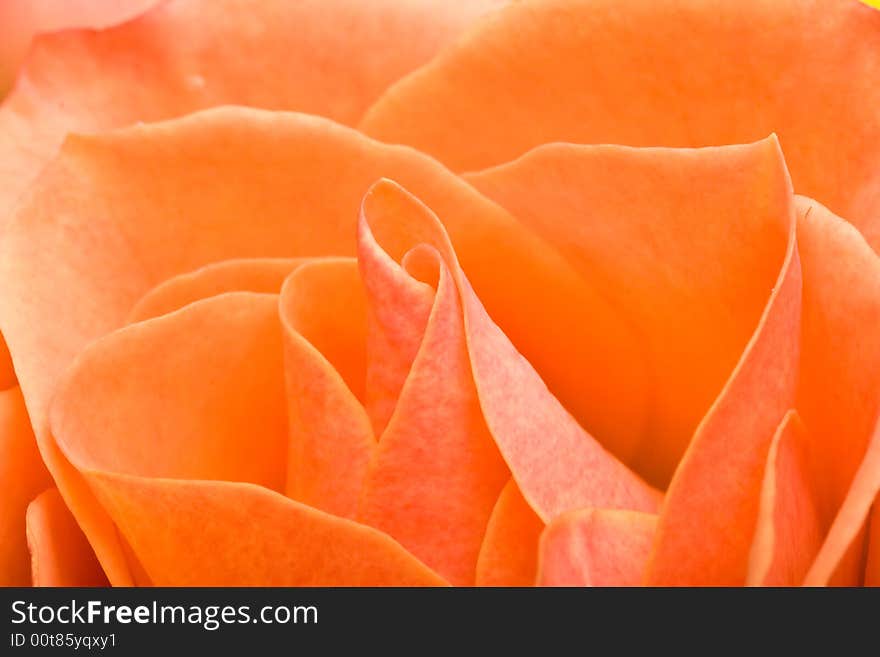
left=2, top=0, right=880, bottom=101
left=0, top=0, right=157, bottom=98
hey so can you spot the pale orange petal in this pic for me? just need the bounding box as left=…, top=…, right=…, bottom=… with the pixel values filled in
left=26, top=487, right=108, bottom=587
left=866, top=502, right=879, bottom=586
left=746, top=411, right=823, bottom=586
left=0, top=0, right=156, bottom=96
left=647, top=227, right=799, bottom=586
left=467, top=137, right=794, bottom=487
left=360, top=180, right=660, bottom=526
left=51, top=292, right=442, bottom=585
left=357, top=217, right=508, bottom=585
left=0, top=0, right=505, bottom=223
left=537, top=509, right=656, bottom=587
left=796, top=198, right=880, bottom=585
left=0, top=335, right=17, bottom=390
left=1, top=108, right=635, bottom=582
left=0, top=387, right=51, bottom=585
left=357, top=214, right=435, bottom=435
left=280, top=259, right=375, bottom=519
left=476, top=479, right=543, bottom=586
left=88, top=474, right=445, bottom=586
left=129, top=257, right=303, bottom=322
left=54, top=293, right=288, bottom=489
left=362, top=0, right=880, bottom=248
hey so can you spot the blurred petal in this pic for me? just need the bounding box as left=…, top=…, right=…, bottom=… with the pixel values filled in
left=746, top=412, right=823, bottom=586
left=537, top=510, right=656, bottom=587
left=1, top=108, right=632, bottom=582
left=362, top=0, right=880, bottom=248
left=0, top=0, right=504, bottom=223
left=0, top=387, right=51, bottom=585
left=796, top=199, right=880, bottom=585
left=26, top=487, right=108, bottom=587
left=0, top=0, right=156, bottom=96
left=476, top=479, right=543, bottom=586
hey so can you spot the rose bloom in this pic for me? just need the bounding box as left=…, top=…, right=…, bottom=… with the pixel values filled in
left=0, top=0, right=879, bottom=588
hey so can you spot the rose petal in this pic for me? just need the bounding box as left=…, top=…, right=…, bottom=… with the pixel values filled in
left=357, top=217, right=508, bottom=585
left=357, top=212, right=436, bottom=435
left=467, top=135, right=799, bottom=585
left=129, top=257, right=303, bottom=322
left=280, top=259, right=374, bottom=519
left=475, top=479, right=543, bottom=586
left=361, top=0, right=880, bottom=247
left=646, top=218, right=799, bottom=586
left=467, top=137, right=794, bottom=487
left=795, top=198, right=880, bottom=585
left=866, top=503, right=879, bottom=586
left=0, top=336, right=17, bottom=390
left=2, top=107, right=631, bottom=582
left=0, top=0, right=156, bottom=96
left=52, top=292, right=442, bottom=585
left=0, top=387, right=51, bottom=585
left=537, top=509, right=657, bottom=587
left=0, top=0, right=504, bottom=223
left=804, top=422, right=880, bottom=586
left=53, top=292, right=288, bottom=489
left=51, top=293, right=290, bottom=583
left=25, top=487, right=108, bottom=586
left=746, top=411, right=823, bottom=586
left=86, top=474, right=445, bottom=586
left=360, top=180, right=660, bottom=526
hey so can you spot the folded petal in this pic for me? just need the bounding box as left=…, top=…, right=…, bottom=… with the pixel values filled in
left=357, top=212, right=436, bottom=434
left=467, top=137, right=795, bottom=487
left=357, top=213, right=508, bottom=585
left=647, top=242, right=799, bottom=585
left=537, top=509, right=657, bottom=587
left=129, top=257, right=303, bottom=322
left=49, top=293, right=291, bottom=583
left=2, top=107, right=634, bottom=581
left=0, top=0, right=504, bottom=223
left=796, top=198, right=880, bottom=585
left=0, top=387, right=51, bottom=585
left=362, top=0, right=880, bottom=247
left=52, top=291, right=441, bottom=585
left=87, top=474, right=445, bottom=586
left=26, top=487, right=108, bottom=587
left=746, top=412, right=823, bottom=586
left=476, top=479, right=543, bottom=586
left=53, top=292, right=288, bottom=489
left=280, top=259, right=374, bottom=519
left=361, top=181, right=660, bottom=527
left=468, top=135, right=799, bottom=585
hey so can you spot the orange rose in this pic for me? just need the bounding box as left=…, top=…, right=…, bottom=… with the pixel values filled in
left=0, top=0, right=878, bottom=587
